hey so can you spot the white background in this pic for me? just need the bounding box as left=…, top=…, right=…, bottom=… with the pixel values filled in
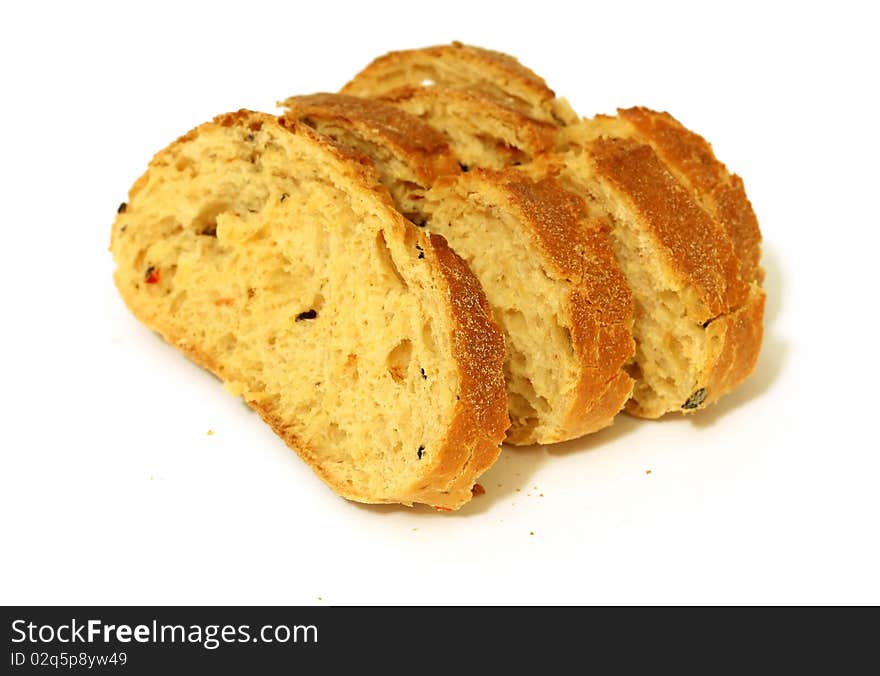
left=2, top=0, right=878, bottom=605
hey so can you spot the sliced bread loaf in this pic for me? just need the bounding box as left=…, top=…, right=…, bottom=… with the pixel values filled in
left=283, top=94, right=635, bottom=443
left=110, top=110, right=508, bottom=509
left=345, top=44, right=765, bottom=418
left=342, top=41, right=578, bottom=126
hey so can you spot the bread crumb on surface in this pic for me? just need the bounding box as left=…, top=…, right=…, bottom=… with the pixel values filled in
left=207, top=429, right=214, bottom=436
left=471, top=483, right=486, bottom=496
left=529, top=531, right=535, bottom=536
left=645, top=469, right=652, bottom=475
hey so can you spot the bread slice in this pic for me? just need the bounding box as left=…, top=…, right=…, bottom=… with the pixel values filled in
left=545, top=128, right=763, bottom=418
left=279, top=93, right=459, bottom=222
left=376, top=85, right=559, bottom=170
left=425, top=172, right=635, bottom=443
left=109, top=109, right=508, bottom=509
left=283, top=95, right=635, bottom=443
left=342, top=41, right=578, bottom=126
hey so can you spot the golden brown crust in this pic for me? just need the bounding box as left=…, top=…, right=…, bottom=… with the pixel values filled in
left=379, top=85, right=559, bottom=165
left=496, top=173, right=635, bottom=440
left=113, top=109, right=506, bottom=510
left=280, top=93, right=459, bottom=186
left=587, top=137, right=749, bottom=322
left=570, top=370, right=636, bottom=434
left=702, top=285, right=765, bottom=406
left=713, top=174, right=763, bottom=284
left=615, top=107, right=763, bottom=284
left=342, top=42, right=575, bottom=125
left=405, top=234, right=509, bottom=507
left=440, top=42, right=555, bottom=101
left=343, top=41, right=553, bottom=100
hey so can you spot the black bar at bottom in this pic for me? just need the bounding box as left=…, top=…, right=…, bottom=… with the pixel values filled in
left=2, top=606, right=869, bottom=672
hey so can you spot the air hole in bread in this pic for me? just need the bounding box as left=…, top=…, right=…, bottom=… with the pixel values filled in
left=503, top=334, right=552, bottom=424
left=192, top=201, right=232, bottom=237
left=489, top=138, right=528, bottom=165
left=375, top=230, right=408, bottom=289
left=507, top=391, right=539, bottom=435
left=421, top=322, right=438, bottom=353
left=625, top=360, right=642, bottom=380
left=387, top=339, right=413, bottom=383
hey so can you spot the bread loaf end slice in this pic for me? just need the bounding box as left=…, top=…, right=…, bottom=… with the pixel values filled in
left=110, top=110, right=508, bottom=508
left=548, top=129, right=761, bottom=418
left=342, top=42, right=578, bottom=126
